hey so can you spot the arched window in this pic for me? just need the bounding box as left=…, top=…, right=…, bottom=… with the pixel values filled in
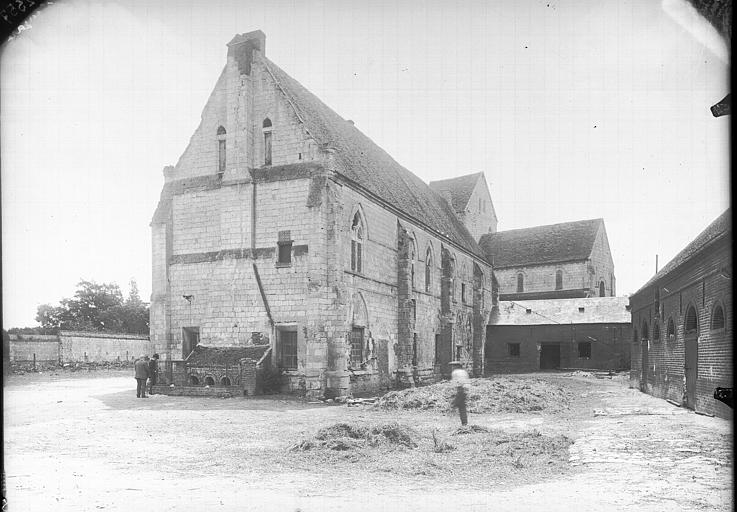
left=599, top=281, right=606, bottom=297
left=204, top=376, right=215, bottom=386
left=262, top=118, right=272, bottom=166
left=555, top=270, right=563, bottom=290
left=351, top=212, right=363, bottom=273
left=517, top=273, right=524, bottom=293
left=711, top=303, right=725, bottom=330
left=641, top=320, right=649, bottom=341
left=189, top=375, right=200, bottom=385
left=217, top=126, right=226, bottom=174
left=220, top=376, right=231, bottom=386
left=684, top=305, right=698, bottom=334
left=666, top=317, right=675, bottom=340
left=653, top=321, right=660, bottom=342
left=425, top=248, right=433, bottom=293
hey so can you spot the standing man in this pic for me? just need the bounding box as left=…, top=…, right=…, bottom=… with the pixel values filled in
left=134, top=354, right=149, bottom=398
left=148, top=353, right=160, bottom=395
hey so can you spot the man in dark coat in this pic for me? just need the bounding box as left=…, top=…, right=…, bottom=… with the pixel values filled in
left=148, top=353, right=159, bottom=394
left=134, top=355, right=149, bottom=398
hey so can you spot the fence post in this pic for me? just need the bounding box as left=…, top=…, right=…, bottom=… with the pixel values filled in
left=33, top=353, right=36, bottom=371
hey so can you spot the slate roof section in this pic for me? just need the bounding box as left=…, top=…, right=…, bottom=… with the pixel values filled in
left=186, top=345, right=270, bottom=366
left=428, top=172, right=484, bottom=212
left=490, top=297, right=631, bottom=326
left=636, top=209, right=731, bottom=293
left=479, top=219, right=603, bottom=268
left=260, top=57, right=484, bottom=259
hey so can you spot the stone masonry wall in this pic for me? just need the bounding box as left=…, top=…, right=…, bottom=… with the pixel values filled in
left=495, top=261, right=590, bottom=297
left=459, top=177, right=497, bottom=241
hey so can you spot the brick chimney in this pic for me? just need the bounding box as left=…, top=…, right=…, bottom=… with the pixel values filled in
left=227, top=30, right=266, bottom=75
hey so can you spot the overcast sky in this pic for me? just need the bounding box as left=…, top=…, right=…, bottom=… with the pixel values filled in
left=1, top=0, right=729, bottom=328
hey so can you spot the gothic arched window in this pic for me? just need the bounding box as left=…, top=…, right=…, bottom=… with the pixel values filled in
left=263, top=118, right=273, bottom=166
left=711, top=303, right=725, bottom=330
left=516, top=273, right=524, bottom=293
left=217, top=126, right=226, bottom=174
left=351, top=212, right=364, bottom=273
left=555, top=270, right=563, bottom=290
left=599, top=281, right=606, bottom=297
left=425, top=248, right=432, bottom=293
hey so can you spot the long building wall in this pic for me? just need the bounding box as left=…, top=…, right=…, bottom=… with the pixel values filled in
left=629, top=237, right=732, bottom=419
left=486, top=323, right=631, bottom=373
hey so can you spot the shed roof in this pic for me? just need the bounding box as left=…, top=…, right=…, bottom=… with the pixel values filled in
left=428, top=172, right=484, bottom=212
left=490, top=297, right=631, bottom=326
left=261, top=57, right=484, bottom=259
left=635, top=209, right=731, bottom=294
left=186, top=345, right=269, bottom=366
left=479, top=218, right=603, bottom=268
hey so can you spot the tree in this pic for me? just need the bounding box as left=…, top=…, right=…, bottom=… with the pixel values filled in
left=34, top=279, right=149, bottom=334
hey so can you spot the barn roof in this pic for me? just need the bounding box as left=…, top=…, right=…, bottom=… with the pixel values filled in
left=479, top=218, right=603, bottom=268
left=428, top=172, right=484, bottom=212
left=635, top=209, right=731, bottom=294
left=261, top=57, right=484, bottom=259
left=490, top=297, right=631, bottom=326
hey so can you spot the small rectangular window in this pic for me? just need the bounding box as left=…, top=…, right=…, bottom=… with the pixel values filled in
left=578, top=341, right=591, bottom=359
left=218, top=139, right=226, bottom=174
left=351, top=241, right=362, bottom=273
left=461, top=283, right=467, bottom=303
left=508, top=343, right=520, bottom=357
left=350, top=327, right=364, bottom=367
left=264, top=131, right=272, bottom=166
left=279, top=330, right=298, bottom=370
left=277, top=230, right=292, bottom=265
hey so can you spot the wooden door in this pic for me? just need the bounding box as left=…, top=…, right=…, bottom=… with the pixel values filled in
left=684, top=337, right=698, bottom=409
left=640, top=340, right=648, bottom=392
left=540, top=343, right=560, bottom=370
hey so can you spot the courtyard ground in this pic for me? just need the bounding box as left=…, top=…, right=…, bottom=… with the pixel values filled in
left=3, top=369, right=733, bottom=511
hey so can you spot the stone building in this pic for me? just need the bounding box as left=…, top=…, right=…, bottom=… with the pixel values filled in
left=479, top=218, right=616, bottom=301
left=150, top=31, right=495, bottom=398
left=486, top=297, right=632, bottom=373
left=429, top=172, right=498, bottom=241
left=629, top=209, right=731, bottom=418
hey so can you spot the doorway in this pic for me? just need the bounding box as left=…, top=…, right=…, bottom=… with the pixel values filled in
left=640, top=340, right=648, bottom=392
left=684, top=337, right=698, bottom=409
left=182, top=327, right=200, bottom=359
left=539, top=343, right=560, bottom=370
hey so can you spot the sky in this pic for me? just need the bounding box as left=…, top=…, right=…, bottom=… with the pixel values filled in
left=1, top=0, right=730, bottom=328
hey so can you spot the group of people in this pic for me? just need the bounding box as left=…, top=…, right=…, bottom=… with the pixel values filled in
left=134, top=353, right=159, bottom=398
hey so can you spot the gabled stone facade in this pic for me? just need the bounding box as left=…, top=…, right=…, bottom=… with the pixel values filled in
left=150, top=31, right=494, bottom=398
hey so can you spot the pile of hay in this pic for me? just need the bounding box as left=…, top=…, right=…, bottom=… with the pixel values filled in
left=375, top=377, right=571, bottom=414
left=289, top=422, right=417, bottom=452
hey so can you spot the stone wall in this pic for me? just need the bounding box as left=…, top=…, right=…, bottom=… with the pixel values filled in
left=8, top=335, right=60, bottom=362
left=458, top=176, right=497, bottom=241
left=630, top=236, right=732, bottom=419
left=495, top=261, right=590, bottom=297
left=59, top=331, right=151, bottom=363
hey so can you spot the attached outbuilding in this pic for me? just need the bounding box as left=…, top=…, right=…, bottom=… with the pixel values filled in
left=486, top=297, right=632, bottom=373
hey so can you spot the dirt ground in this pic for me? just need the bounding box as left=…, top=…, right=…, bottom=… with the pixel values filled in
left=3, top=370, right=733, bottom=511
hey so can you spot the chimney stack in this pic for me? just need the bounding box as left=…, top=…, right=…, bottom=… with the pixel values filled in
left=227, top=30, right=266, bottom=75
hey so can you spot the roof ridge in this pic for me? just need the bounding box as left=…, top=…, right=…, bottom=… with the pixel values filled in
left=491, top=218, right=602, bottom=236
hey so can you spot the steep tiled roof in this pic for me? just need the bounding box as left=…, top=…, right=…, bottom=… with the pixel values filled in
left=261, top=57, right=484, bottom=259
left=490, top=297, right=631, bottom=326
left=428, top=172, right=483, bottom=212
left=479, top=219, right=603, bottom=268
left=636, top=209, right=731, bottom=293
left=186, top=345, right=269, bottom=366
